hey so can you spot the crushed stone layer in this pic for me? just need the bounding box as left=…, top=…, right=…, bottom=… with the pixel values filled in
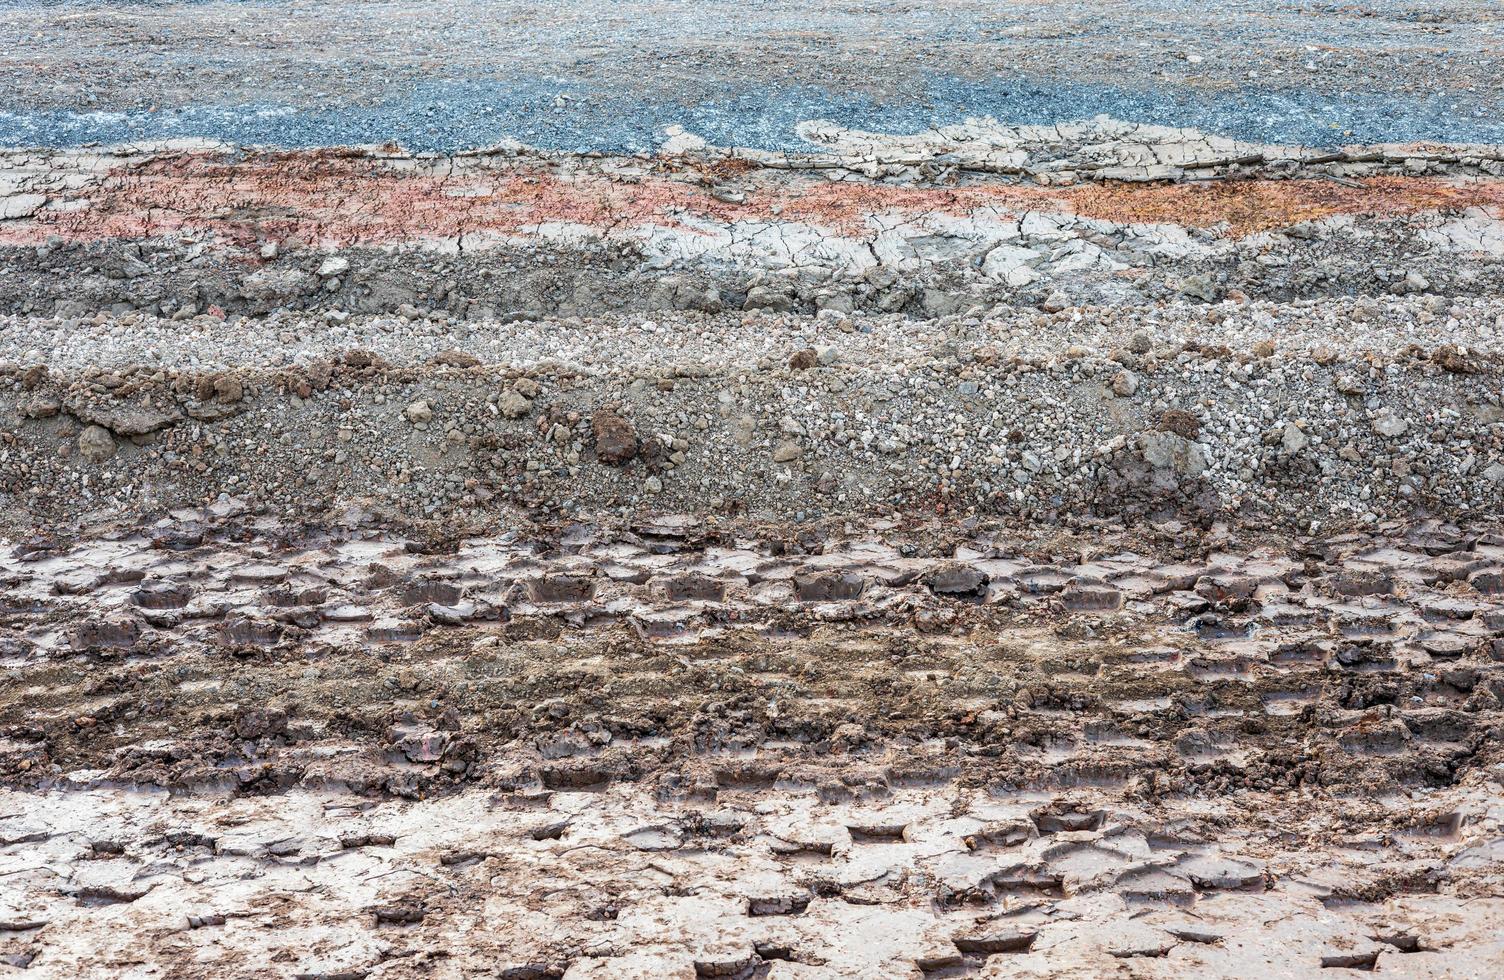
left=2, top=515, right=1504, bottom=975
left=2, top=299, right=1502, bottom=532
left=4, top=0, right=1503, bottom=150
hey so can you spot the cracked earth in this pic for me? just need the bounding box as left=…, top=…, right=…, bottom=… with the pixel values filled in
left=4, top=2, right=1504, bottom=978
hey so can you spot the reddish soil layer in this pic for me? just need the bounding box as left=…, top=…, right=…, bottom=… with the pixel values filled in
left=7, top=150, right=1502, bottom=249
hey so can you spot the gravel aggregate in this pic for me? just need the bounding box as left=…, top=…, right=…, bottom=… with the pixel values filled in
left=6, top=5, right=1504, bottom=976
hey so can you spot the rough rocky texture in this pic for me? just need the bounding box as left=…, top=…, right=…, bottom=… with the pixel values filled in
left=3, top=0, right=1503, bottom=150
left=4, top=126, right=1504, bottom=320
left=7, top=3, right=1504, bottom=976
left=3, top=292, right=1503, bottom=535
left=5, top=514, right=1504, bottom=977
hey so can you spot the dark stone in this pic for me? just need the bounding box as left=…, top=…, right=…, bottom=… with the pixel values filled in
left=592, top=411, right=638, bottom=465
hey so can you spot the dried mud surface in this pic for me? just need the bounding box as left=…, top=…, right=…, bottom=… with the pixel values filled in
left=6, top=121, right=1504, bottom=321
left=4, top=514, right=1504, bottom=976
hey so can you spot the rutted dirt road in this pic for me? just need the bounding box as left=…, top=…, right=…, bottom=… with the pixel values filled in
left=4, top=512, right=1504, bottom=976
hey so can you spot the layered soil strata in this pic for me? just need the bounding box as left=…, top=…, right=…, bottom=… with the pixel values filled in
left=4, top=121, right=1504, bottom=977
left=3, top=123, right=1504, bottom=320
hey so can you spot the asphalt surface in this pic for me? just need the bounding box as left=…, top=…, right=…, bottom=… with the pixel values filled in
left=2, top=0, right=1501, bottom=151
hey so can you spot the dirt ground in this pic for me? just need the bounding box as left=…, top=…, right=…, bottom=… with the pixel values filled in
left=5, top=3, right=1504, bottom=977
left=3, top=510, right=1504, bottom=976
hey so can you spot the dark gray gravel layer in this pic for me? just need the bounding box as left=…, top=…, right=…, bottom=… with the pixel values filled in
left=4, top=0, right=1502, bottom=151
left=4, top=76, right=1500, bottom=153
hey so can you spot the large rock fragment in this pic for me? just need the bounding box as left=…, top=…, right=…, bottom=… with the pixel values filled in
left=1140, top=430, right=1206, bottom=478
left=77, top=425, right=116, bottom=463
left=592, top=411, right=637, bottom=465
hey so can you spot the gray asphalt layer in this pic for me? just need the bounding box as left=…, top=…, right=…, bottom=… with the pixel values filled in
left=3, top=0, right=1501, bottom=151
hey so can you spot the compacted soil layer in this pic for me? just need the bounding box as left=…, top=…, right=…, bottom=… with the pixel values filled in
left=4, top=105, right=1504, bottom=977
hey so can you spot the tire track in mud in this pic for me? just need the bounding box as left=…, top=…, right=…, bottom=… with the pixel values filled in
left=3, top=515, right=1502, bottom=797
left=3, top=517, right=1504, bottom=976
